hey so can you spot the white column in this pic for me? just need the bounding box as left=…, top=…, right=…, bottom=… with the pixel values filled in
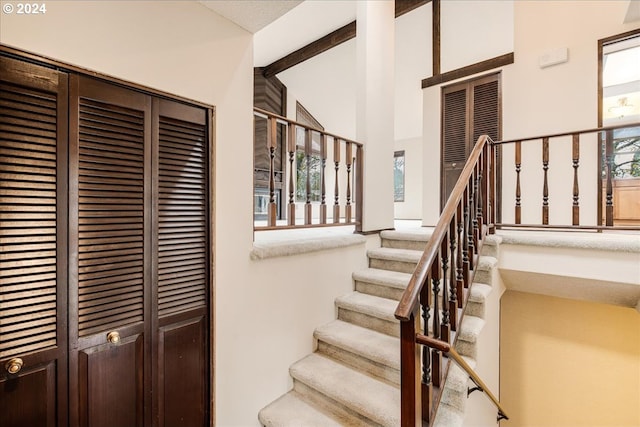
left=356, top=0, right=395, bottom=232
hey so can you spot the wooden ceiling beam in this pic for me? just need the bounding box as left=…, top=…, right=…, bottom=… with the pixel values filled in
left=263, top=21, right=356, bottom=78
left=262, top=0, right=430, bottom=78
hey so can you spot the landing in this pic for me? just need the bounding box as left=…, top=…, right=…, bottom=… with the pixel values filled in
left=496, top=229, right=640, bottom=311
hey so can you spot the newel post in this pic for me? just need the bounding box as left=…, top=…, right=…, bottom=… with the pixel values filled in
left=399, top=306, right=422, bottom=427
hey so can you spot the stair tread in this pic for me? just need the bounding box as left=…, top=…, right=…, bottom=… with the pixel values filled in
left=380, top=229, right=433, bottom=242
left=367, top=247, right=423, bottom=263
left=477, top=255, right=498, bottom=271
left=469, top=283, right=493, bottom=303
left=258, top=391, right=356, bottom=427
left=353, top=268, right=412, bottom=290
left=291, top=353, right=400, bottom=427
left=314, top=320, right=400, bottom=370
left=335, top=292, right=398, bottom=322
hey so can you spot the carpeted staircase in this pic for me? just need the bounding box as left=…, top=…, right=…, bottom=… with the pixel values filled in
left=258, top=228, right=500, bottom=426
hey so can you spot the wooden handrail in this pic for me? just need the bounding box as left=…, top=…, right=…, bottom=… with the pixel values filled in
left=254, top=107, right=363, bottom=148
left=395, top=135, right=491, bottom=321
left=493, top=121, right=640, bottom=145
left=396, top=135, right=494, bottom=426
left=416, top=334, right=509, bottom=421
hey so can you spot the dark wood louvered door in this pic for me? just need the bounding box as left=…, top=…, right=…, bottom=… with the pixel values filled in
left=441, top=73, right=501, bottom=209
left=1, top=51, right=212, bottom=427
left=0, top=57, right=69, bottom=427
left=67, top=76, right=211, bottom=427
left=154, top=98, right=209, bottom=427
left=68, top=75, right=151, bottom=427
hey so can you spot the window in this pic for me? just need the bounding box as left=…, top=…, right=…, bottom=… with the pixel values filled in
left=599, top=29, right=640, bottom=225
left=296, top=102, right=323, bottom=203
left=295, top=129, right=322, bottom=202
left=601, top=32, right=640, bottom=179
left=394, top=150, right=405, bottom=202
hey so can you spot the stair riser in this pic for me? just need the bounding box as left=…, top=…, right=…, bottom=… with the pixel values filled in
left=369, top=258, right=417, bottom=275
left=337, top=308, right=399, bottom=338
left=440, top=387, right=468, bottom=413
left=466, top=299, right=485, bottom=319
left=292, top=380, right=383, bottom=427
left=355, top=280, right=404, bottom=301
left=474, top=269, right=492, bottom=285
left=382, top=239, right=427, bottom=251
left=317, top=341, right=400, bottom=386
left=482, top=243, right=498, bottom=258
left=454, top=339, right=477, bottom=359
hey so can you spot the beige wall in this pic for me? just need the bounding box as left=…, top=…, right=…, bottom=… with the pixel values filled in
left=501, top=291, right=640, bottom=427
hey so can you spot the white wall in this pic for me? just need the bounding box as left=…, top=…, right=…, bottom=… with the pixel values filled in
left=501, top=0, right=639, bottom=226
left=440, top=0, right=514, bottom=73
left=0, top=2, right=370, bottom=425
left=279, top=39, right=357, bottom=139
left=395, top=4, right=431, bottom=141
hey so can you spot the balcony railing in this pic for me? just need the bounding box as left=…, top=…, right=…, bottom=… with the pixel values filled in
left=495, top=122, right=640, bottom=230
left=253, top=108, right=363, bottom=232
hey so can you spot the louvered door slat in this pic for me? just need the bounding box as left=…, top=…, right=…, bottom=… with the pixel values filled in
left=443, top=88, right=468, bottom=163
left=0, top=79, right=59, bottom=360
left=473, top=80, right=499, bottom=143
left=158, top=114, right=207, bottom=319
left=77, top=98, right=145, bottom=337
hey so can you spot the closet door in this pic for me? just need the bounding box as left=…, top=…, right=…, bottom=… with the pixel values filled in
left=68, top=75, right=151, bottom=427
left=153, top=98, right=210, bottom=427
left=0, top=57, right=69, bottom=427
left=440, top=73, right=500, bottom=209
left=441, top=86, right=468, bottom=208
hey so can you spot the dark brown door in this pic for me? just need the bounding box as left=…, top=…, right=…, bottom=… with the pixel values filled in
left=0, top=56, right=69, bottom=427
left=441, top=73, right=500, bottom=209
left=154, top=98, right=210, bottom=427
left=68, top=75, right=151, bottom=427
left=68, top=79, right=211, bottom=427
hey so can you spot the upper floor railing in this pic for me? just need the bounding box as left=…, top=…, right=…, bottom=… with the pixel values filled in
left=495, top=122, right=640, bottom=231
left=253, top=108, right=363, bottom=232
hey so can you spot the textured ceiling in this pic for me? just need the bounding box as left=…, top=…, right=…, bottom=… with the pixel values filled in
left=199, top=0, right=303, bottom=33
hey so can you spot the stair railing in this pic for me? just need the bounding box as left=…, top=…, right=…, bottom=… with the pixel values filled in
left=417, top=335, right=508, bottom=422
left=395, top=135, right=502, bottom=426
left=253, top=108, right=363, bottom=232
left=495, top=121, right=640, bottom=230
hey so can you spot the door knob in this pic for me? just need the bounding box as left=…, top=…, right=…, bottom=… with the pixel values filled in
left=5, top=358, right=23, bottom=374
left=107, top=331, right=120, bottom=345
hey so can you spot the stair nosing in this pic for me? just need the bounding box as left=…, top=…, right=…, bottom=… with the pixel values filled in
left=335, top=292, right=398, bottom=322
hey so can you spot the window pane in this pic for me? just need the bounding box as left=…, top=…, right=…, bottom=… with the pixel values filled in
left=394, top=151, right=405, bottom=202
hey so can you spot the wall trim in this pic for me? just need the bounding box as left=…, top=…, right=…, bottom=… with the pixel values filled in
left=422, top=52, right=514, bottom=88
